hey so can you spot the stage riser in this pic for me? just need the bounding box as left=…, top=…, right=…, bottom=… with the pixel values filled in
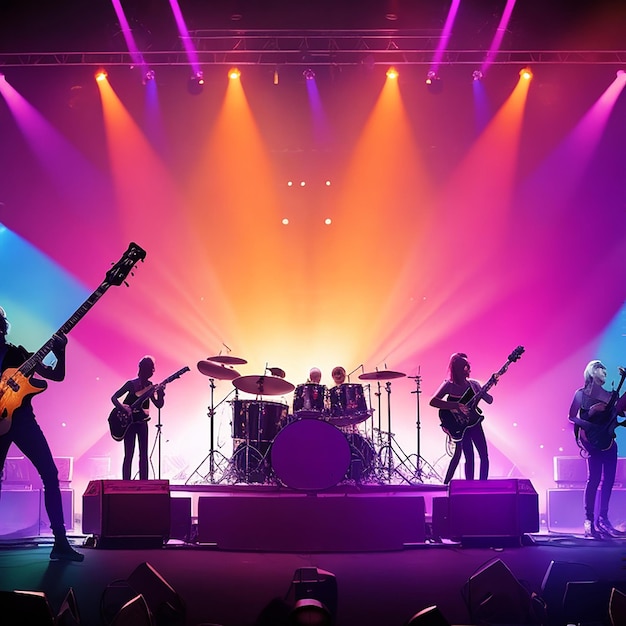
left=197, top=495, right=425, bottom=551
left=0, top=489, right=74, bottom=537
left=547, top=488, right=626, bottom=533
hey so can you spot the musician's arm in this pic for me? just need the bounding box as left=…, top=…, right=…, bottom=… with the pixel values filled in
left=35, top=333, right=67, bottom=382
left=568, top=389, right=589, bottom=428
left=151, top=385, right=165, bottom=409
left=429, top=381, right=469, bottom=414
left=111, top=381, right=133, bottom=414
left=474, top=379, right=494, bottom=404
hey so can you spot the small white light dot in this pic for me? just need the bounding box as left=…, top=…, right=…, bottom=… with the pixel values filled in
left=282, top=218, right=289, bottom=225
left=324, top=218, right=332, bottom=225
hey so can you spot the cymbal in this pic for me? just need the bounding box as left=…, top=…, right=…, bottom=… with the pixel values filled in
left=233, top=374, right=295, bottom=396
left=359, top=370, right=406, bottom=381
left=197, top=360, right=240, bottom=380
left=207, top=355, right=247, bottom=365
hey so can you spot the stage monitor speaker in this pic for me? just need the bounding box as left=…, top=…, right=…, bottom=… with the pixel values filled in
left=462, top=558, right=536, bottom=625
left=82, top=480, right=170, bottom=547
left=126, top=562, right=186, bottom=626
left=0, top=590, right=55, bottom=625
left=448, top=479, right=539, bottom=538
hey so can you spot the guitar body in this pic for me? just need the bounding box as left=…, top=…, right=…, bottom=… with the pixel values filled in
left=0, top=368, right=48, bottom=436
left=578, top=408, right=624, bottom=453
left=439, top=387, right=484, bottom=442
left=108, top=407, right=148, bottom=442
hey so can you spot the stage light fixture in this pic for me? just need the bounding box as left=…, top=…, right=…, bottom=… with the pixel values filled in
left=228, top=67, right=241, bottom=80
left=617, top=69, right=626, bottom=80
left=519, top=67, right=533, bottom=80
left=472, top=70, right=483, bottom=81
left=303, top=68, right=315, bottom=80
left=143, top=69, right=155, bottom=84
left=187, top=70, right=204, bottom=95
left=273, top=69, right=279, bottom=85
left=291, top=567, right=338, bottom=625
left=95, top=69, right=108, bottom=82
left=425, top=70, right=443, bottom=94
left=386, top=66, right=399, bottom=79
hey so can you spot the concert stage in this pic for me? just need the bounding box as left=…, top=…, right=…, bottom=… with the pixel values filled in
left=2, top=479, right=626, bottom=625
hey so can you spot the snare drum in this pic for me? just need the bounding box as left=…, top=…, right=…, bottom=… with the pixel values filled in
left=270, top=418, right=351, bottom=490
left=328, top=383, right=371, bottom=426
left=293, top=383, right=327, bottom=418
left=232, top=400, right=288, bottom=442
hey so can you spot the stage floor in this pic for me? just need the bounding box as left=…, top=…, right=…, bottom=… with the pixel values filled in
left=2, top=480, right=626, bottom=625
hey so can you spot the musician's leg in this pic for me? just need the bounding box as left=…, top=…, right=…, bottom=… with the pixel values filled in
left=472, top=425, right=490, bottom=480
left=444, top=442, right=462, bottom=484
left=462, top=435, right=475, bottom=480
left=585, top=453, right=602, bottom=520
left=137, top=421, right=149, bottom=480
left=122, top=425, right=136, bottom=480
left=12, top=413, right=83, bottom=561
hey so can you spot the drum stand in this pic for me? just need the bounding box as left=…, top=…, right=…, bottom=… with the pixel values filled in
left=148, top=406, right=163, bottom=479
left=186, top=379, right=232, bottom=485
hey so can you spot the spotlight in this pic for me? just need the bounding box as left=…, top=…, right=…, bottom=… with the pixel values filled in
left=94, top=69, right=108, bottom=82
left=425, top=70, right=443, bottom=94
left=303, top=68, right=315, bottom=80
left=617, top=69, right=626, bottom=79
left=143, top=69, right=155, bottom=84
left=187, top=70, right=204, bottom=95
left=291, top=567, right=337, bottom=624
left=273, top=69, right=279, bottom=85
left=472, top=70, right=483, bottom=81
left=519, top=67, right=533, bottom=80
left=228, top=67, right=241, bottom=80
left=386, top=66, right=399, bottom=79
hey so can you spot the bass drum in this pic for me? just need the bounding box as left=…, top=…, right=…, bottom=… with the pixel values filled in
left=270, top=418, right=351, bottom=491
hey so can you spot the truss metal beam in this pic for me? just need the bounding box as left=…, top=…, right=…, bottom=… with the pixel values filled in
left=1, top=30, right=625, bottom=68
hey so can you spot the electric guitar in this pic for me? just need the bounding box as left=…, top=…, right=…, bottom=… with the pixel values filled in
left=0, top=242, right=146, bottom=437
left=108, top=366, right=190, bottom=441
left=577, top=366, right=626, bottom=453
left=439, top=345, right=525, bottom=442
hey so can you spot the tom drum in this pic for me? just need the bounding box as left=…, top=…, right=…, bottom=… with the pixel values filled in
left=232, top=400, right=288, bottom=442
left=293, top=383, right=327, bottom=418
left=328, top=383, right=371, bottom=426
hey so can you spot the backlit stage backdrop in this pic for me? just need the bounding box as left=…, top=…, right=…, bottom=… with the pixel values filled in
left=1, top=1, right=626, bottom=520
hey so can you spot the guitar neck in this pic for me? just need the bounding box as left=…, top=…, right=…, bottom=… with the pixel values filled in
left=19, top=282, right=111, bottom=378
left=130, top=367, right=190, bottom=410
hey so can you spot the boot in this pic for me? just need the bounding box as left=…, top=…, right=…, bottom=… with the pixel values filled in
left=583, top=519, right=601, bottom=539
left=597, top=516, right=626, bottom=538
left=51, top=530, right=84, bottom=562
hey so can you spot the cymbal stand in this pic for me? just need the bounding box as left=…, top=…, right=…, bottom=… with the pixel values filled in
left=408, top=373, right=442, bottom=483
left=185, top=381, right=233, bottom=485
left=376, top=382, right=420, bottom=485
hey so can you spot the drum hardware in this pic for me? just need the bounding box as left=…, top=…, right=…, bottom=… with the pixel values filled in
left=408, top=372, right=442, bottom=483
left=186, top=361, right=239, bottom=485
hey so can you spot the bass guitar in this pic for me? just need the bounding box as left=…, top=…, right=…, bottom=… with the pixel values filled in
left=108, top=366, right=190, bottom=441
left=578, top=366, right=626, bottom=453
left=439, top=345, right=525, bottom=442
left=0, top=242, right=146, bottom=436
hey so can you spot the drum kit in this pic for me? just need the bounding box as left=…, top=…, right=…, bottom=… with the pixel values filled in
left=186, top=353, right=425, bottom=489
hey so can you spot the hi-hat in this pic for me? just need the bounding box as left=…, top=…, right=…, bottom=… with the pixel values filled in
left=233, top=375, right=295, bottom=396
left=197, top=360, right=240, bottom=380
left=359, top=370, right=406, bottom=381
left=206, top=354, right=247, bottom=365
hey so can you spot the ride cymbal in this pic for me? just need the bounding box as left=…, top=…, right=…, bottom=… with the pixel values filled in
left=358, top=370, right=406, bottom=381
left=233, top=374, right=295, bottom=396
left=207, top=355, right=248, bottom=365
left=197, top=360, right=241, bottom=380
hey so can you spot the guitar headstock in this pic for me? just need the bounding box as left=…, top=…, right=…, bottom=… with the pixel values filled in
left=508, top=345, right=525, bottom=362
left=105, top=242, right=146, bottom=287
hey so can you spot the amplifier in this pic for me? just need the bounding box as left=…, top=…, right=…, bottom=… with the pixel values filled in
left=82, top=480, right=170, bottom=547
left=448, top=479, right=539, bottom=537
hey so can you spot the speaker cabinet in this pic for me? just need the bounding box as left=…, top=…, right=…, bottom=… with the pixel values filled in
left=448, top=479, right=539, bottom=538
left=547, top=488, right=626, bottom=533
left=82, top=480, right=170, bottom=547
